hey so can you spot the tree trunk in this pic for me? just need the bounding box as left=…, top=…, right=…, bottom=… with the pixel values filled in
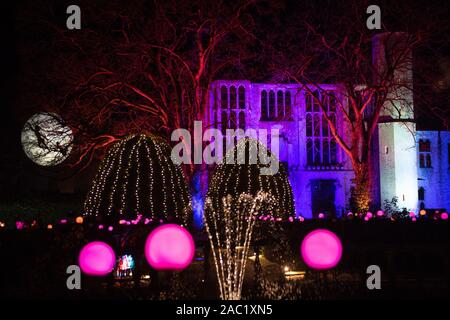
left=351, top=162, right=371, bottom=213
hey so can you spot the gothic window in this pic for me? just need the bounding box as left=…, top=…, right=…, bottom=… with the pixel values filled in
left=419, top=140, right=431, bottom=168
left=230, top=111, right=237, bottom=129
left=277, top=90, right=284, bottom=118
left=238, top=86, right=245, bottom=109
left=230, top=86, right=236, bottom=109
left=261, top=90, right=268, bottom=120
left=221, top=111, right=228, bottom=134
left=306, top=93, right=312, bottom=112
left=306, top=114, right=312, bottom=137
left=221, top=86, right=228, bottom=109
left=305, top=90, right=338, bottom=165
left=418, top=187, right=425, bottom=201
left=261, top=89, right=292, bottom=121
left=314, top=138, right=321, bottom=164
left=313, top=90, right=320, bottom=112
left=269, top=91, right=275, bottom=119
left=285, top=91, right=292, bottom=118
left=307, top=139, right=313, bottom=164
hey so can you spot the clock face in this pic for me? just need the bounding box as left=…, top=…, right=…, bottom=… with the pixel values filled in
left=21, top=112, right=73, bottom=166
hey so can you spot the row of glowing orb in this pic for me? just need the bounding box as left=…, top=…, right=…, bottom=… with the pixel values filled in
left=79, top=224, right=342, bottom=276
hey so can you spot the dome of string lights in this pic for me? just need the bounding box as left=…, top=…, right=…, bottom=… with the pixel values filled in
left=84, top=134, right=191, bottom=224
left=206, top=138, right=295, bottom=219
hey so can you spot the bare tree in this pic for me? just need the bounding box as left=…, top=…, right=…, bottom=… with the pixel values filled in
left=249, top=0, right=449, bottom=212
left=17, top=0, right=260, bottom=175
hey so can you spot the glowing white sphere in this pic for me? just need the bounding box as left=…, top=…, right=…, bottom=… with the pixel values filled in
left=21, top=112, right=73, bottom=166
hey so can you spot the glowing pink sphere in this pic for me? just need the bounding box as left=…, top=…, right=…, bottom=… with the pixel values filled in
left=366, top=212, right=373, bottom=219
left=409, top=212, right=416, bottom=218
left=441, top=212, right=448, bottom=220
left=78, top=241, right=116, bottom=276
left=145, top=224, right=195, bottom=270
left=318, top=213, right=325, bottom=219
left=376, top=210, right=384, bottom=217
left=301, top=229, right=342, bottom=270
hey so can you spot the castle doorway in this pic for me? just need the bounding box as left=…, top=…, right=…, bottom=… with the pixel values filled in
left=311, top=179, right=336, bottom=218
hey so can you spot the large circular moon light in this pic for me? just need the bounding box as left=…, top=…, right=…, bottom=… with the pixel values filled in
left=78, top=241, right=116, bottom=276
left=301, top=229, right=342, bottom=270
left=21, top=112, right=73, bottom=166
left=145, top=224, right=195, bottom=270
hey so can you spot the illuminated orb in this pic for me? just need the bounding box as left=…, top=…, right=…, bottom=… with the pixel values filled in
left=419, top=209, right=426, bottom=216
left=318, top=213, right=325, bottom=219
left=376, top=210, right=384, bottom=217
left=79, top=241, right=116, bottom=276
left=75, top=216, right=84, bottom=224
left=366, top=212, right=373, bottom=219
left=21, top=112, right=73, bottom=166
left=145, top=224, right=194, bottom=270
left=409, top=212, right=416, bottom=218
left=301, top=229, right=342, bottom=270
left=441, top=212, right=448, bottom=220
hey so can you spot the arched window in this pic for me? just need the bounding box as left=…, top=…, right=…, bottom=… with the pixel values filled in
left=239, top=111, right=245, bottom=130
left=306, top=93, right=312, bottom=112
left=285, top=91, right=292, bottom=118
left=221, top=86, right=228, bottom=109
left=238, top=86, right=245, bottom=109
left=312, top=91, right=320, bottom=112
left=230, top=112, right=237, bottom=129
left=314, top=138, right=321, bottom=164
left=307, top=139, right=313, bottom=165
left=230, top=86, right=236, bottom=109
left=306, top=114, right=312, bottom=137
left=330, top=139, right=337, bottom=163
left=261, top=90, right=268, bottom=120
left=269, top=91, right=275, bottom=119
left=323, top=139, right=329, bottom=164
left=277, top=90, right=284, bottom=118
left=305, top=89, right=339, bottom=167
left=418, top=187, right=425, bottom=201
left=221, top=111, right=228, bottom=134
left=313, top=114, right=321, bottom=136
left=419, top=140, right=432, bottom=168
left=322, top=114, right=328, bottom=137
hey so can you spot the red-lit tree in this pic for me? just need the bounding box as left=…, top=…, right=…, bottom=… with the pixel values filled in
left=16, top=0, right=262, bottom=174
left=250, top=1, right=450, bottom=211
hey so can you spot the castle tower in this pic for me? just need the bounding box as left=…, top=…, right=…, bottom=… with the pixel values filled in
left=372, top=32, right=418, bottom=211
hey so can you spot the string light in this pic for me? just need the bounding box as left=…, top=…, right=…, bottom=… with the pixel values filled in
left=84, top=134, right=191, bottom=224
left=206, top=138, right=294, bottom=220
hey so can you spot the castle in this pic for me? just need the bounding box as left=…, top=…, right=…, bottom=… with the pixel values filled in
left=199, top=33, right=450, bottom=219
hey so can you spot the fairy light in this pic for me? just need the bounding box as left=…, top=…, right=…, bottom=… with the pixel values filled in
left=205, top=192, right=273, bottom=300
left=84, top=134, right=191, bottom=224
left=206, top=138, right=294, bottom=220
